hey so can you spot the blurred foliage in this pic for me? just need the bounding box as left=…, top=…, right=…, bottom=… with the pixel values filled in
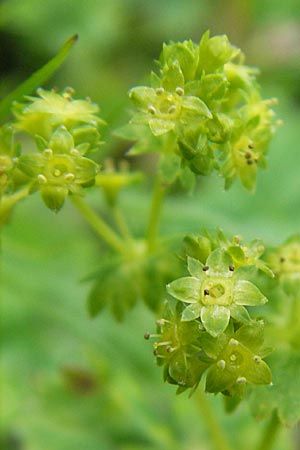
left=1, top=0, right=300, bottom=449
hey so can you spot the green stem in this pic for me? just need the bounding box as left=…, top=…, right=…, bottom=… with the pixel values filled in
left=112, top=206, right=133, bottom=242
left=195, top=389, right=234, bottom=450
left=256, top=411, right=281, bottom=450
left=71, top=196, right=126, bottom=254
left=146, top=177, right=166, bottom=253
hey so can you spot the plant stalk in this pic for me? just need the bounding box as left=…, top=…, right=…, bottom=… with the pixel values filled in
left=256, top=411, right=281, bottom=450
left=71, top=196, right=126, bottom=254
left=111, top=206, right=133, bottom=242
left=195, top=389, right=234, bottom=450
left=146, top=176, right=166, bottom=253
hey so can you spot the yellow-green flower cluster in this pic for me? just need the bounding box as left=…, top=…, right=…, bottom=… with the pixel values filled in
left=13, top=88, right=105, bottom=211
left=147, top=230, right=273, bottom=397
left=128, top=31, right=279, bottom=191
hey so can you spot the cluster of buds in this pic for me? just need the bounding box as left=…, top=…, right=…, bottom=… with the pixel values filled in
left=127, top=31, right=279, bottom=191
left=146, top=230, right=273, bottom=397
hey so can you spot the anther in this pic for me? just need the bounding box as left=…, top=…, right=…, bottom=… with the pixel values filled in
left=245, top=151, right=252, bottom=159
left=253, top=355, right=261, bottom=363
left=37, top=174, right=47, bottom=184
left=156, top=319, right=165, bottom=327
left=64, top=173, right=75, bottom=182
left=247, top=160, right=253, bottom=165
left=229, top=339, right=239, bottom=346
left=230, top=354, right=237, bottom=362
left=153, top=349, right=158, bottom=356
left=155, top=87, right=164, bottom=95
left=43, top=148, right=53, bottom=158
left=144, top=332, right=151, bottom=340
left=217, top=360, right=226, bottom=370
left=204, top=289, right=210, bottom=296
left=168, top=105, right=176, bottom=114
left=166, top=346, right=174, bottom=353
left=236, top=377, right=247, bottom=384
left=70, top=148, right=79, bottom=157
left=202, top=266, right=209, bottom=271
left=280, top=257, right=285, bottom=263
left=229, top=265, right=235, bottom=272
left=175, top=86, right=184, bottom=96
left=248, top=143, right=255, bottom=149
left=53, top=169, right=61, bottom=177
left=148, top=105, right=156, bottom=115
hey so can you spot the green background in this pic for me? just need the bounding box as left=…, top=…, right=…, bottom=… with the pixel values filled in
left=1, top=0, right=300, bottom=449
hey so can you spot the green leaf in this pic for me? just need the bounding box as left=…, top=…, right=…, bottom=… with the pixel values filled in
left=234, top=321, right=265, bottom=352
left=0, top=34, right=78, bottom=121
left=233, top=280, right=267, bottom=306
left=149, top=118, right=175, bottom=136
left=181, top=303, right=201, bottom=321
left=179, top=165, right=196, bottom=192
left=206, top=364, right=233, bottom=393
left=88, top=281, right=108, bottom=317
left=158, top=153, right=181, bottom=184
left=181, top=96, right=212, bottom=118
left=229, top=304, right=251, bottom=323
left=201, top=305, right=230, bottom=337
left=182, top=234, right=212, bottom=263
left=161, top=61, right=184, bottom=91
left=187, top=256, right=204, bottom=278
left=249, top=350, right=300, bottom=426
left=129, top=86, right=155, bottom=110
left=206, top=248, right=233, bottom=277
left=167, top=277, right=200, bottom=303
left=41, top=186, right=68, bottom=212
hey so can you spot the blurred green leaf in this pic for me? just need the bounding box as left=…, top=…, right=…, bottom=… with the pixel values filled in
left=0, top=34, right=78, bottom=121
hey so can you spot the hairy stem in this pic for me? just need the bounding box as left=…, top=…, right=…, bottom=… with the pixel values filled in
left=195, top=390, right=234, bottom=450
left=256, top=411, right=281, bottom=450
left=71, top=196, right=126, bottom=254
left=146, top=177, right=166, bottom=253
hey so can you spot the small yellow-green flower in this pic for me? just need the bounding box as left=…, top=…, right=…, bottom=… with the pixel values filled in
left=167, top=249, right=267, bottom=337
left=202, top=321, right=272, bottom=396
left=14, top=87, right=105, bottom=145
left=18, top=127, right=98, bottom=211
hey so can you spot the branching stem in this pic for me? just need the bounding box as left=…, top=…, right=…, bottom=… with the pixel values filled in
left=111, top=206, right=133, bottom=243
left=71, top=196, right=126, bottom=254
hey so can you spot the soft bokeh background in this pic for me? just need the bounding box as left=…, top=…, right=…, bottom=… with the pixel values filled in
left=1, top=1, right=300, bottom=449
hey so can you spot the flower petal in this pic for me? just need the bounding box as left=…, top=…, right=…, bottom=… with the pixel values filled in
left=201, top=305, right=230, bottom=337
left=187, top=256, right=204, bottom=279
left=230, top=304, right=251, bottom=323
left=206, top=248, right=233, bottom=277
left=181, top=303, right=201, bottom=321
left=167, top=277, right=200, bottom=303
left=233, top=280, right=267, bottom=306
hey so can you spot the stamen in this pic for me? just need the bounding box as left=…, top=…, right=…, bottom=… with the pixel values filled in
left=70, top=148, right=79, bottom=157
left=236, top=377, right=247, bottom=384
left=43, top=148, right=53, bottom=158
left=175, top=86, right=184, bottom=96
left=217, top=360, right=226, bottom=369
left=64, top=173, right=75, bottom=182
left=37, top=174, right=47, bottom=184
left=148, top=105, right=156, bottom=115
left=155, top=87, right=164, bottom=95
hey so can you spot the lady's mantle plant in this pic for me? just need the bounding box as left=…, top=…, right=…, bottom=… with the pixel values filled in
left=1, top=31, right=299, bottom=450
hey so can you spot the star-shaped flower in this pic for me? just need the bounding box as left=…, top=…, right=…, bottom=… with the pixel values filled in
left=167, top=248, right=267, bottom=337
